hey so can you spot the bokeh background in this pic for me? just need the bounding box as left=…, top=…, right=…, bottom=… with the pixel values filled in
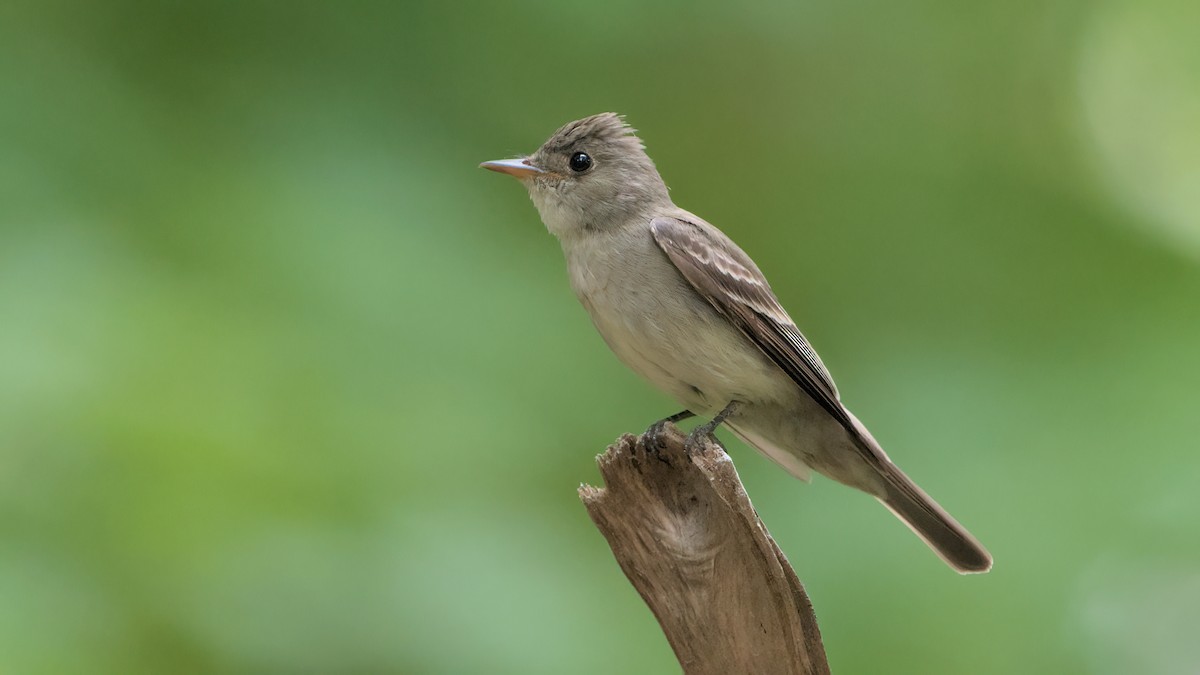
left=2, top=0, right=1199, bottom=673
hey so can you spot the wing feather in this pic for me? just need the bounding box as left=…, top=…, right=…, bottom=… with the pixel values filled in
left=650, top=216, right=868, bottom=446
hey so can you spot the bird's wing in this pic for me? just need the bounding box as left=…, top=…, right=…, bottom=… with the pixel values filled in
left=650, top=215, right=867, bottom=447
left=653, top=218, right=994, bottom=573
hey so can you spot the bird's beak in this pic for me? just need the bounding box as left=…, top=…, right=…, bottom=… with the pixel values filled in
left=479, top=157, right=545, bottom=179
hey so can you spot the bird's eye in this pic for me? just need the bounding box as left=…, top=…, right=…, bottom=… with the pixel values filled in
left=569, top=152, right=593, bottom=173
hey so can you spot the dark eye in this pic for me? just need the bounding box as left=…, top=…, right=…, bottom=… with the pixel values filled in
left=569, top=152, right=593, bottom=173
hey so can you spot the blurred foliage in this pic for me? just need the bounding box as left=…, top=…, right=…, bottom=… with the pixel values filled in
left=2, top=0, right=1199, bottom=673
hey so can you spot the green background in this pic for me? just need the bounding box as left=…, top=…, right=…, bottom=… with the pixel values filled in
left=2, top=1, right=1198, bottom=673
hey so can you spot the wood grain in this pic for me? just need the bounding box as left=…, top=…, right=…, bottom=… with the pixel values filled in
left=580, top=426, right=830, bottom=675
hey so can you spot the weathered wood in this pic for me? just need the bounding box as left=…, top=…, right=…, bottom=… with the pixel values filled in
left=579, top=425, right=830, bottom=675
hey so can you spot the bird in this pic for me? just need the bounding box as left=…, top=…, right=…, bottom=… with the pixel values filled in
left=481, top=113, right=991, bottom=573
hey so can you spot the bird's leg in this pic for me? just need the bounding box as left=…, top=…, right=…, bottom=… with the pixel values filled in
left=645, top=410, right=695, bottom=449
left=684, top=400, right=742, bottom=454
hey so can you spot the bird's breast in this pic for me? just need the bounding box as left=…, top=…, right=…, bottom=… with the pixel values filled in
left=564, top=230, right=788, bottom=414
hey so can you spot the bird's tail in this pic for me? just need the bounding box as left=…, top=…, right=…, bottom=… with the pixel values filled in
left=875, top=462, right=992, bottom=574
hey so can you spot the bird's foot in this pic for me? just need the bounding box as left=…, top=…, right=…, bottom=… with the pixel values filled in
left=644, top=410, right=695, bottom=451
left=682, top=400, right=741, bottom=456
left=683, top=419, right=730, bottom=455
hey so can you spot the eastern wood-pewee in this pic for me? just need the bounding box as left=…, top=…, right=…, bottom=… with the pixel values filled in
left=481, top=113, right=991, bottom=573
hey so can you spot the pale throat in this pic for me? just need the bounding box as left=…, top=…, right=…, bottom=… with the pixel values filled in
left=528, top=186, right=581, bottom=238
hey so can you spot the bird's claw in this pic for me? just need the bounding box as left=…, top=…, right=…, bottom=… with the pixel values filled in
left=683, top=428, right=721, bottom=456
left=644, top=420, right=672, bottom=451
left=643, top=410, right=695, bottom=452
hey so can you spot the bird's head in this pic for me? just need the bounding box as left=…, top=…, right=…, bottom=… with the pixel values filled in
left=481, top=113, right=670, bottom=237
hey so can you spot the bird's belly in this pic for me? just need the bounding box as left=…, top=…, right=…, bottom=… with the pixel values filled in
left=580, top=280, right=789, bottom=415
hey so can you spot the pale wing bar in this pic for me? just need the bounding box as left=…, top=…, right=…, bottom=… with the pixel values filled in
left=650, top=216, right=872, bottom=455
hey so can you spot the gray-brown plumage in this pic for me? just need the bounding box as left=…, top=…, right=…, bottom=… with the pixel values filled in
left=481, top=113, right=992, bottom=573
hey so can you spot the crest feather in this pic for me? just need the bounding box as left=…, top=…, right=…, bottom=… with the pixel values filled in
left=542, top=113, right=644, bottom=153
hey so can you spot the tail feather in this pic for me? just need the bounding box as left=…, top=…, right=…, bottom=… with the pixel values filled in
left=876, top=464, right=992, bottom=574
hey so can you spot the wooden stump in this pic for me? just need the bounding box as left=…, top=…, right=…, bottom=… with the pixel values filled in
left=579, top=425, right=830, bottom=675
